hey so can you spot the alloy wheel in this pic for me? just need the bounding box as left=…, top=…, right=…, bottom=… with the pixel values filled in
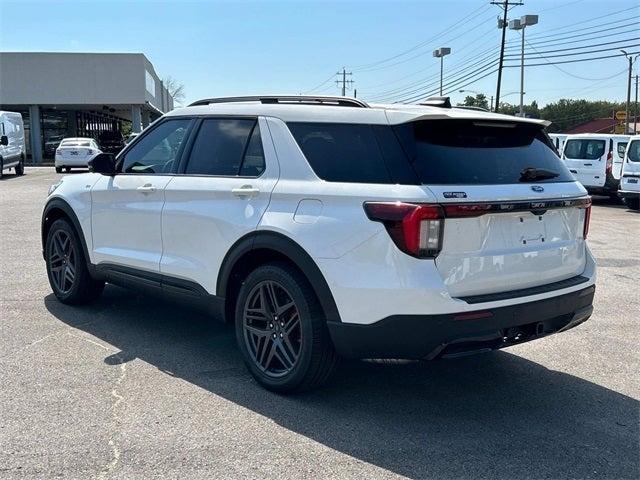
left=48, top=230, right=76, bottom=294
left=242, top=280, right=302, bottom=377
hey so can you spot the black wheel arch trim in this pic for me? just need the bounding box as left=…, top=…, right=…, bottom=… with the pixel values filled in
left=217, top=230, right=342, bottom=324
left=41, top=198, right=91, bottom=266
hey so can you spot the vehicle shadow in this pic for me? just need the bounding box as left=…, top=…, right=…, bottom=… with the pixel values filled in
left=590, top=195, right=627, bottom=209
left=44, top=287, right=639, bottom=479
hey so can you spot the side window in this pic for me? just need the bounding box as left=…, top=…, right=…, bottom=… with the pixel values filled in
left=185, top=118, right=261, bottom=176
left=287, top=122, right=391, bottom=184
left=617, top=142, right=627, bottom=159
left=122, top=119, right=191, bottom=174
left=239, top=124, right=265, bottom=176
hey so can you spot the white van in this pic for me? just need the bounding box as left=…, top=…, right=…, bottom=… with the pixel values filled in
left=618, top=135, right=640, bottom=210
left=548, top=133, right=567, bottom=154
left=0, top=111, right=26, bottom=178
left=561, top=133, right=630, bottom=196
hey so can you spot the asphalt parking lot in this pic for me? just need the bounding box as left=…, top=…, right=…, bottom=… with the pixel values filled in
left=1, top=167, right=638, bottom=479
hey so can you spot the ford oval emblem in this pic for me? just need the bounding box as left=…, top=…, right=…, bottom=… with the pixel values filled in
left=531, top=185, right=545, bottom=192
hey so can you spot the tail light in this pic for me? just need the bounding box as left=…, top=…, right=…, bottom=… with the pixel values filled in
left=583, top=198, right=592, bottom=239
left=364, top=202, right=444, bottom=258
left=606, top=150, right=613, bottom=174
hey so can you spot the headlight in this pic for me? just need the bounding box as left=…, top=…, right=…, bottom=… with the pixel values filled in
left=48, top=180, right=63, bottom=196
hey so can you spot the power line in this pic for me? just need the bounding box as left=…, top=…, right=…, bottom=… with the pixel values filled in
left=523, top=40, right=633, bottom=81
left=504, top=37, right=640, bottom=60
left=301, top=73, right=336, bottom=94
left=351, top=3, right=490, bottom=71
left=506, top=51, right=640, bottom=68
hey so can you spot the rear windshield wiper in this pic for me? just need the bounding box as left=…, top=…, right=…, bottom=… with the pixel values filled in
left=519, top=167, right=559, bottom=182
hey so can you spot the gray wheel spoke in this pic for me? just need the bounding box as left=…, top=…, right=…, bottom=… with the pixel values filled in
left=257, top=337, right=274, bottom=369
left=245, top=324, right=269, bottom=338
left=283, top=311, right=300, bottom=335
left=274, top=343, right=294, bottom=370
left=276, top=300, right=296, bottom=316
left=64, top=266, right=75, bottom=285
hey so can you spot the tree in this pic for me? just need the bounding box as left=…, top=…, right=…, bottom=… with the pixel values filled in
left=459, top=93, right=489, bottom=110
left=163, top=76, right=186, bottom=107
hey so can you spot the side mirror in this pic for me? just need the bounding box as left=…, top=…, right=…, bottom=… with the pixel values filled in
left=88, top=153, right=117, bottom=175
left=0, top=135, right=8, bottom=146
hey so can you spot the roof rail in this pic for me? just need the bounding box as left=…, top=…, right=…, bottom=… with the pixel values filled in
left=419, top=96, right=451, bottom=108
left=188, top=95, right=369, bottom=108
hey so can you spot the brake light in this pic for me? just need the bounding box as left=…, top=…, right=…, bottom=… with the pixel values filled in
left=364, top=202, right=444, bottom=258
left=583, top=199, right=592, bottom=239
left=606, top=150, right=613, bottom=174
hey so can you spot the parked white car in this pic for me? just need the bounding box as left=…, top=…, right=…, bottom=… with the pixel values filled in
left=0, top=110, right=26, bottom=178
left=42, top=95, right=596, bottom=392
left=54, top=138, right=102, bottom=173
left=561, top=133, right=630, bottom=197
left=618, top=135, right=640, bottom=210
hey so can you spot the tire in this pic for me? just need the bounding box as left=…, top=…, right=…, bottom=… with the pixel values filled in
left=15, top=156, right=24, bottom=175
left=45, top=218, right=104, bottom=304
left=55, top=166, right=62, bottom=173
left=624, top=196, right=640, bottom=210
left=0, top=157, right=3, bottom=179
left=235, top=262, right=338, bottom=393
left=65, top=167, right=71, bottom=173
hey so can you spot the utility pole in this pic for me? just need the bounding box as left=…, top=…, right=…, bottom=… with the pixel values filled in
left=335, top=67, right=353, bottom=96
left=635, top=74, right=638, bottom=132
left=492, top=0, right=523, bottom=113
left=621, top=51, right=638, bottom=135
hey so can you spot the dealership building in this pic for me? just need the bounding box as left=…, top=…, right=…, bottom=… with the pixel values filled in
left=0, top=52, right=174, bottom=162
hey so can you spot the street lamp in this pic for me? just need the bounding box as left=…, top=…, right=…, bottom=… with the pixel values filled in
left=433, top=47, right=451, bottom=96
left=509, top=14, right=538, bottom=117
left=621, top=50, right=640, bottom=134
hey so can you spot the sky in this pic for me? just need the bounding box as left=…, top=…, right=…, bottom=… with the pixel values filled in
left=1, top=0, right=638, bottom=107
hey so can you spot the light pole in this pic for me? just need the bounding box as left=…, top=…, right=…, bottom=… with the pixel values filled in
left=509, top=15, right=538, bottom=117
left=459, top=89, right=494, bottom=111
left=621, top=50, right=639, bottom=134
left=433, top=47, right=451, bottom=96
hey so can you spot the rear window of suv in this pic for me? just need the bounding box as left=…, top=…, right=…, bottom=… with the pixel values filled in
left=289, top=120, right=573, bottom=185
left=393, top=120, right=574, bottom=184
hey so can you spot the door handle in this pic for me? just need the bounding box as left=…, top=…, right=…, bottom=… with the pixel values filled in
left=232, top=185, right=260, bottom=198
left=136, top=183, right=157, bottom=194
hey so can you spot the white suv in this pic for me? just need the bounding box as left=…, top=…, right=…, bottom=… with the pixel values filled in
left=42, top=95, right=597, bottom=392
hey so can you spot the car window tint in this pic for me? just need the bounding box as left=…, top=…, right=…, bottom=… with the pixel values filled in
left=564, top=139, right=606, bottom=160
left=627, top=140, right=640, bottom=162
left=122, top=119, right=191, bottom=174
left=239, top=124, right=265, bottom=177
left=394, top=120, right=574, bottom=184
left=186, top=119, right=255, bottom=176
left=287, top=122, right=391, bottom=183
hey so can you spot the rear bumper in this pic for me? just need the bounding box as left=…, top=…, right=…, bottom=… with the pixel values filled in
left=327, top=285, right=595, bottom=359
left=618, top=190, right=640, bottom=199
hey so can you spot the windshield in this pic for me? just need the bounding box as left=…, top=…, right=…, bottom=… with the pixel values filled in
left=393, top=120, right=574, bottom=184
left=564, top=139, right=606, bottom=160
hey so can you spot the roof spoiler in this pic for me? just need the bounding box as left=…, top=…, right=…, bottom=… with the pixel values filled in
left=418, top=96, right=451, bottom=108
